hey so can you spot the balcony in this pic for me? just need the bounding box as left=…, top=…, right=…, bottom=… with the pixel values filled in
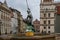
left=40, top=24, right=54, bottom=26
left=40, top=9, right=56, bottom=12
left=40, top=17, right=54, bottom=19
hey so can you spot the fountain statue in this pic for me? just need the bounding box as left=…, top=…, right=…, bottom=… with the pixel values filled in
left=23, top=0, right=35, bottom=32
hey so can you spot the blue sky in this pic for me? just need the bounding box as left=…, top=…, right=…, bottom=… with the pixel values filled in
left=0, top=0, right=60, bottom=21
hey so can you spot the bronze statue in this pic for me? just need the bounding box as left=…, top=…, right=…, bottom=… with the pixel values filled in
left=23, top=0, right=35, bottom=32
left=23, top=7, right=34, bottom=32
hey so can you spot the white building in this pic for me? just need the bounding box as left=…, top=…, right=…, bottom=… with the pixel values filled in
left=40, top=0, right=56, bottom=34
left=0, top=0, right=12, bottom=34
left=10, top=8, right=18, bottom=34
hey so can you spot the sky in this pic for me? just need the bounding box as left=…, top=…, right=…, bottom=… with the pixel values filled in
left=0, top=0, right=60, bottom=21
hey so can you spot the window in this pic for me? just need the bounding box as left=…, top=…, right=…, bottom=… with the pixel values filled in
left=0, top=9, right=1, bottom=11
left=44, top=20, right=46, bottom=24
left=48, top=20, right=50, bottom=24
left=54, top=20, right=55, bottom=23
left=44, top=14, right=46, bottom=17
left=37, top=30, right=40, bottom=32
left=42, top=30, right=46, bottom=34
left=48, top=26, right=50, bottom=29
left=48, top=31, right=50, bottom=33
left=48, top=13, right=50, bottom=17
left=44, top=26, right=46, bottom=29
left=54, top=14, right=55, bottom=17
left=36, top=26, right=39, bottom=29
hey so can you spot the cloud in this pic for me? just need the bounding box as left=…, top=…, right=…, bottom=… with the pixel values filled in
left=0, top=0, right=4, bottom=2
left=55, top=0, right=60, bottom=1
left=0, top=0, right=40, bottom=21
left=0, top=0, right=60, bottom=21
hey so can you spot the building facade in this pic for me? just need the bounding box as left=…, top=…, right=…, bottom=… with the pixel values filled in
left=10, top=8, right=26, bottom=33
left=40, top=0, right=56, bottom=34
left=55, top=3, right=60, bottom=33
left=20, top=20, right=27, bottom=33
left=10, top=8, right=18, bottom=34
left=33, top=19, right=40, bottom=32
left=16, top=9, right=24, bottom=33
left=0, top=1, right=13, bottom=34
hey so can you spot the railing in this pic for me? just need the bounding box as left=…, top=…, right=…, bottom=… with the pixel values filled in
left=40, top=24, right=54, bottom=26
left=40, top=9, right=56, bottom=12
left=40, top=17, right=54, bottom=19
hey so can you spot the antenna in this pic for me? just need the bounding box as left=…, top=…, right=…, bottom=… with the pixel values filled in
left=4, top=0, right=7, bottom=6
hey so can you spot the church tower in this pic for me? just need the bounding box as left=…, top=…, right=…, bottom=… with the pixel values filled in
left=4, top=0, right=8, bottom=7
left=40, top=0, right=56, bottom=34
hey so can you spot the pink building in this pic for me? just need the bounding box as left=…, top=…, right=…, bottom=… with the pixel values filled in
left=33, top=19, right=40, bottom=32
